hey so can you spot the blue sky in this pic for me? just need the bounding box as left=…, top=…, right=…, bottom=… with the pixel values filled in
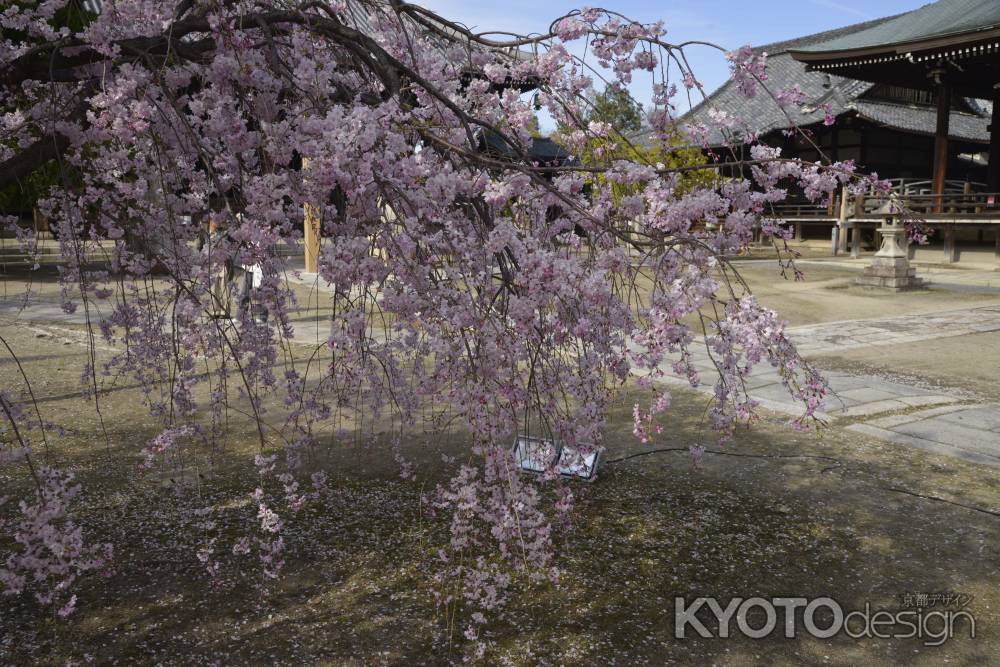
left=420, top=1, right=931, bottom=121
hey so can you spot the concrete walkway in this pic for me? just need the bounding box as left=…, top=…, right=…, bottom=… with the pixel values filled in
left=645, top=305, right=1000, bottom=465
left=201, top=265, right=1000, bottom=467
left=848, top=405, right=1000, bottom=466
left=788, top=304, right=1000, bottom=355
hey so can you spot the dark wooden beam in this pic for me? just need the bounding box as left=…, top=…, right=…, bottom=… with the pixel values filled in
left=932, top=79, right=951, bottom=213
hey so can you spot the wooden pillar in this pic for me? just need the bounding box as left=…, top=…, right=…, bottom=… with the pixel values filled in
left=851, top=223, right=861, bottom=258
left=304, top=203, right=321, bottom=274
left=988, top=92, right=1000, bottom=193
left=32, top=207, right=49, bottom=234
left=302, top=157, right=321, bottom=274
left=942, top=226, right=957, bottom=263
left=794, top=222, right=803, bottom=242
left=837, top=186, right=849, bottom=254
left=932, top=78, right=951, bottom=213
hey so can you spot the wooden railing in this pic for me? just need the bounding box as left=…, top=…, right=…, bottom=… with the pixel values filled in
left=881, top=178, right=987, bottom=197
left=767, top=199, right=834, bottom=218
left=888, top=192, right=1000, bottom=217
left=770, top=191, right=1000, bottom=221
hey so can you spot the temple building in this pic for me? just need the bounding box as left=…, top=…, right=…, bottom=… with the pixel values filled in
left=663, top=0, right=1000, bottom=267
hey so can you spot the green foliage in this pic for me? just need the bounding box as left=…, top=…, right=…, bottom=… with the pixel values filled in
left=638, top=140, right=716, bottom=196
left=585, top=85, right=643, bottom=135
left=574, top=133, right=716, bottom=207
left=0, top=162, right=62, bottom=215
left=525, top=115, right=543, bottom=139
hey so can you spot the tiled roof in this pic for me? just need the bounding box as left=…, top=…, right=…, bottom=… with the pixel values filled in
left=678, top=52, right=873, bottom=146
left=793, top=0, right=1000, bottom=54
left=480, top=131, right=573, bottom=164
left=637, top=14, right=992, bottom=148
left=754, top=13, right=910, bottom=54
left=853, top=100, right=990, bottom=142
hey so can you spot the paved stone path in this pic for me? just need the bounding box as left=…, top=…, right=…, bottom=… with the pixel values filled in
left=789, top=305, right=1000, bottom=355
left=739, top=257, right=1000, bottom=292
left=646, top=306, right=1000, bottom=465
left=651, top=347, right=963, bottom=420
left=3, top=281, right=999, bottom=465
left=848, top=405, right=1000, bottom=465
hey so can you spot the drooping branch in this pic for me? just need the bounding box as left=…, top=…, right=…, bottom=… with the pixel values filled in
left=0, top=6, right=412, bottom=190
left=0, top=1, right=901, bottom=631
left=0, top=132, right=71, bottom=188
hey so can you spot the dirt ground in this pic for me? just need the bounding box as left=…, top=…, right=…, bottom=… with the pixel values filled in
left=1, top=266, right=999, bottom=665
left=737, top=261, right=1000, bottom=401
left=734, top=263, right=1000, bottom=328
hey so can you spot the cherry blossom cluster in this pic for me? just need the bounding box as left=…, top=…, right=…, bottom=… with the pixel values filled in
left=0, top=467, right=113, bottom=618
left=0, top=0, right=925, bottom=645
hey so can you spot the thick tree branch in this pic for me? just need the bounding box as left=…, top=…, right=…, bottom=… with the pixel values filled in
left=0, top=132, right=71, bottom=190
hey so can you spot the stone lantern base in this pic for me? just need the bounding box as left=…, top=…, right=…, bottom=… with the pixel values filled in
left=854, top=256, right=925, bottom=291
left=854, top=216, right=925, bottom=291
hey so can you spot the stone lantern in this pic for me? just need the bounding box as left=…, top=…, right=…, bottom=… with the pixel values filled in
left=854, top=202, right=924, bottom=291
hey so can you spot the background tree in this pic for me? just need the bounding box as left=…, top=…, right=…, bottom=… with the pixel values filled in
left=585, top=84, right=644, bottom=135
left=525, top=113, right=544, bottom=138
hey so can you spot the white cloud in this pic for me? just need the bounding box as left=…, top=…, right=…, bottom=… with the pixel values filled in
left=809, top=0, right=874, bottom=21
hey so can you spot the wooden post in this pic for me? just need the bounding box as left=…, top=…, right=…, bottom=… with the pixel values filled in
left=304, top=203, right=320, bottom=274
left=794, top=222, right=803, bottom=242
left=961, top=181, right=972, bottom=215
left=932, top=78, right=951, bottom=214
left=851, top=223, right=861, bottom=258
left=837, top=186, right=849, bottom=254
left=942, top=226, right=957, bottom=263
left=302, top=158, right=321, bottom=274
left=32, top=207, right=49, bottom=234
